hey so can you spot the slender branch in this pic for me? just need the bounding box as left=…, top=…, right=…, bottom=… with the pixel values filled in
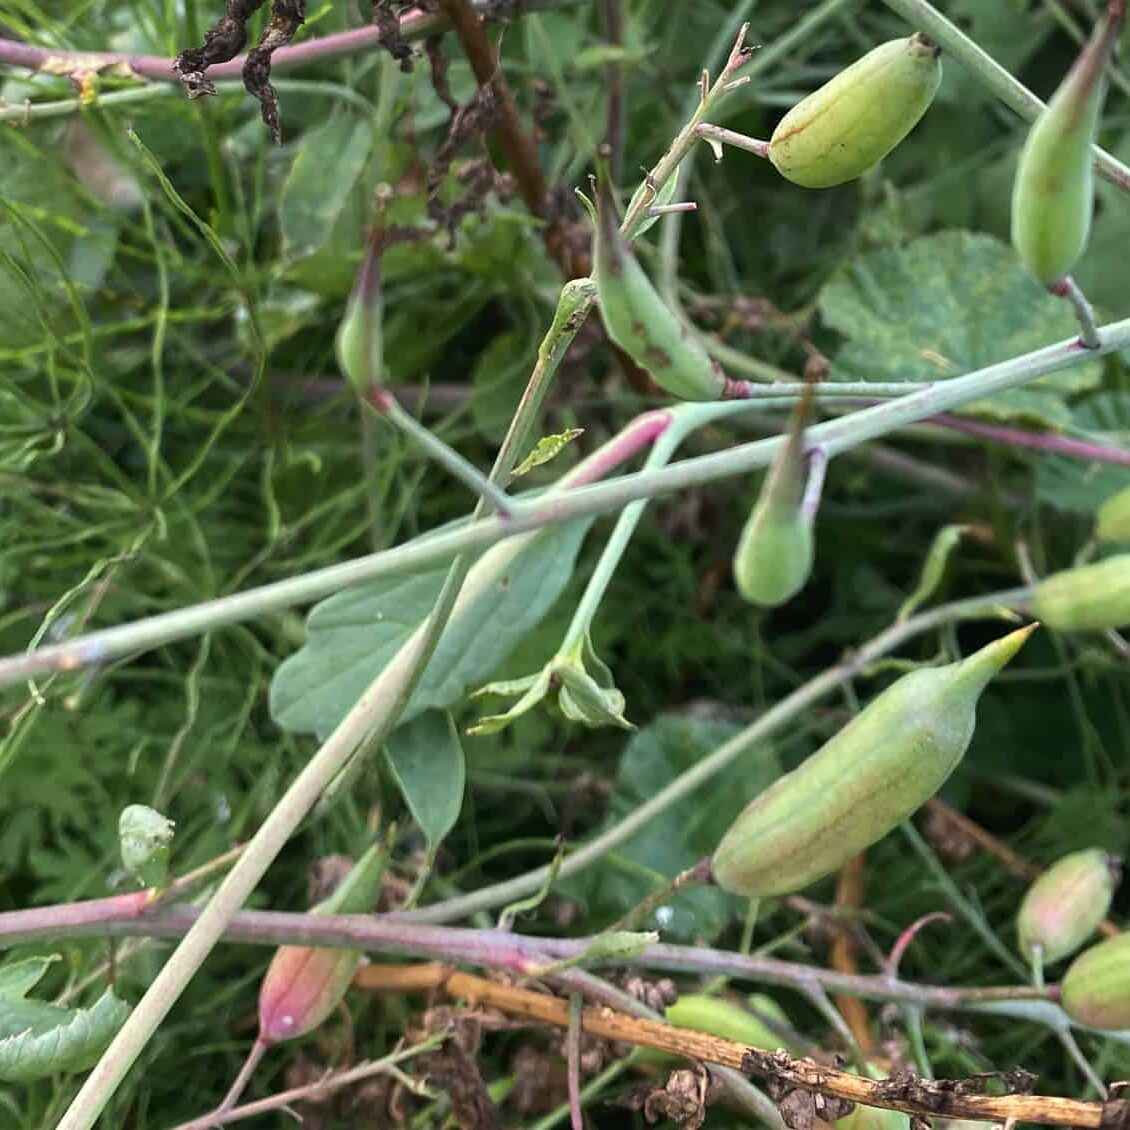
left=166, top=1035, right=444, bottom=1129
left=0, top=0, right=584, bottom=86
left=351, top=964, right=1118, bottom=1129
left=55, top=192, right=598, bottom=1130
left=6, top=312, right=1128, bottom=691
left=0, top=902, right=1050, bottom=1013
left=881, top=0, right=1130, bottom=193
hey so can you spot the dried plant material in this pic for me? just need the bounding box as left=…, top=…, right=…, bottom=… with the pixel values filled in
left=373, top=0, right=420, bottom=71
left=623, top=1065, right=718, bottom=1130
left=418, top=1038, right=504, bottom=1130
left=174, top=0, right=304, bottom=140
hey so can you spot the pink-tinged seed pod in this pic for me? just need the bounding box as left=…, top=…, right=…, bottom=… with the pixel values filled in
left=1061, top=932, right=1130, bottom=1030
left=255, top=834, right=390, bottom=1047
left=1017, top=848, right=1120, bottom=965
left=258, top=945, right=361, bottom=1044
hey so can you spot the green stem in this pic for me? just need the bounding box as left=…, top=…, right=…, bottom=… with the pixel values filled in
left=6, top=313, right=1126, bottom=690
left=399, top=586, right=1032, bottom=926
left=882, top=0, right=1130, bottom=193
left=54, top=246, right=596, bottom=1130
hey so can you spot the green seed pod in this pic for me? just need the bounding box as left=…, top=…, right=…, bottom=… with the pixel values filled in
left=335, top=232, right=384, bottom=394
left=733, top=385, right=818, bottom=607
left=636, top=992, right=795, bottom=1068
left=592, top=180, right=727, bottom=401
left=257, top=834, right=391, bottom=1045
left=711, top=625, right=1036, bottom=898
left=1061, top=932, right=1130, bottom=1030
left=1017, top=849, right=1121, bottom=965
left=1010, top=3, right=1124, bottom=287
left=118, top=804, right=174, bottom=889
left=768, top=35, right=942, bottom=189
left=1032, top=554, right=1130, bottom=631
left=1096, top=484, right=1130, bottom=543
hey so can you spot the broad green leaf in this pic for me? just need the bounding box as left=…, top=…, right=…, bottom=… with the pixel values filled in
left=0, top=956, right=130, bottom=1082
left=384, top=710, right=465, bottom=848
left=270, top=518, right=592, bottom=738
left=819, top=231, right=1102, bottom=427
left=279, top=113, right=373, bottom=264
left=563, top=716, right=780, bottom=943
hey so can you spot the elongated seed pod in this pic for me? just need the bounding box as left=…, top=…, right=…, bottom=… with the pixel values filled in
left=1097, top=484, right=1130, bottom=543
left=733, top=385, right=818, bottom=607
left=1017, top=848, right=1120, bottom=965
left=768, top=35, right=942, bottom=189
left=1011, top=3, right=1124, bottom=286
left=711, top=625, right=1035, bottom=898
left=1061, top=932, right=1130, bottom=1030
left=257, top=835, right=390, bottom=1045
left=593, top=180, right=727, bottom=401
left=335, top=233, right=384, bottom=394
left=1032, top=554, right=1130, bottom=631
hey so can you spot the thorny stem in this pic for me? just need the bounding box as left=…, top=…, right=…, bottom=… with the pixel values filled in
left=9, top=310, right=1130, bottom=691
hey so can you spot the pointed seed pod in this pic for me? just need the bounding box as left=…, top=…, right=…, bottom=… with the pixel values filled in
left=1017, top=849, right=1120, bottom=965
left=768, top=35, right=942, bottom=189
left=257, top=835, right=390, bottom=1045
left=1032, top=554, right=1130, bottom=631
left=1011, top=3, right=1124, bottom=287
left=335, top=229, right=385, bottom=394
left=592, top=178, right=727, bottom=401
left=1096, top=484, right=1130, bottom=543
left=1061, top=932, right=1130, bottom=1030
left=733, top=385, right=818, bottom=607
left=711, top=625, right=1036, bottom=898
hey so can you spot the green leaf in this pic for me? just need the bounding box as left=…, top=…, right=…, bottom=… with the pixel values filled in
left=0, top=956, right=130, bottom=1082
left=510, top=428, right=585, bottom=480
left=384, top=710, right=465, bottom=848
left=818, top=231, right=1103, bottom=427
left=269, top=518, right=592, bottom=739
left=279, top=113, right=373, bottom=264
left=563, top=716, right=780, bottom=943
left=1035, top=393, right=1130, bottom=515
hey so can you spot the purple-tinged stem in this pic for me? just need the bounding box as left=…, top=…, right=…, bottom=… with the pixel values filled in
left=565, top=410, right=674, bottom=490
left=566, top=994, right=584, bottom=1130
left=0, top=899, right=1048, bottom=1011
left=928, top=412, right=1130, bottom=466
left=0, top=0, right=581, bottom=85
left=885, top=912, right=953, bottom=979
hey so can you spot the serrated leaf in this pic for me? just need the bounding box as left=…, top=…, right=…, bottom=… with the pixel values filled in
left=819, top=231, right=1103, bottom=427
left=270, top=518, right=592, bottom=739
left=510, top=428, right=584, bottom=480
left=384, top=710, right=465, bottom=849
left=561, top=716, right=781, bottom=943
left=0, top=956, right=130, bottom=1082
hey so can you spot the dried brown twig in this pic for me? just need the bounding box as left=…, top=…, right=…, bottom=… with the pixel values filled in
left=355, top=963, right=1130, bottom=1130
